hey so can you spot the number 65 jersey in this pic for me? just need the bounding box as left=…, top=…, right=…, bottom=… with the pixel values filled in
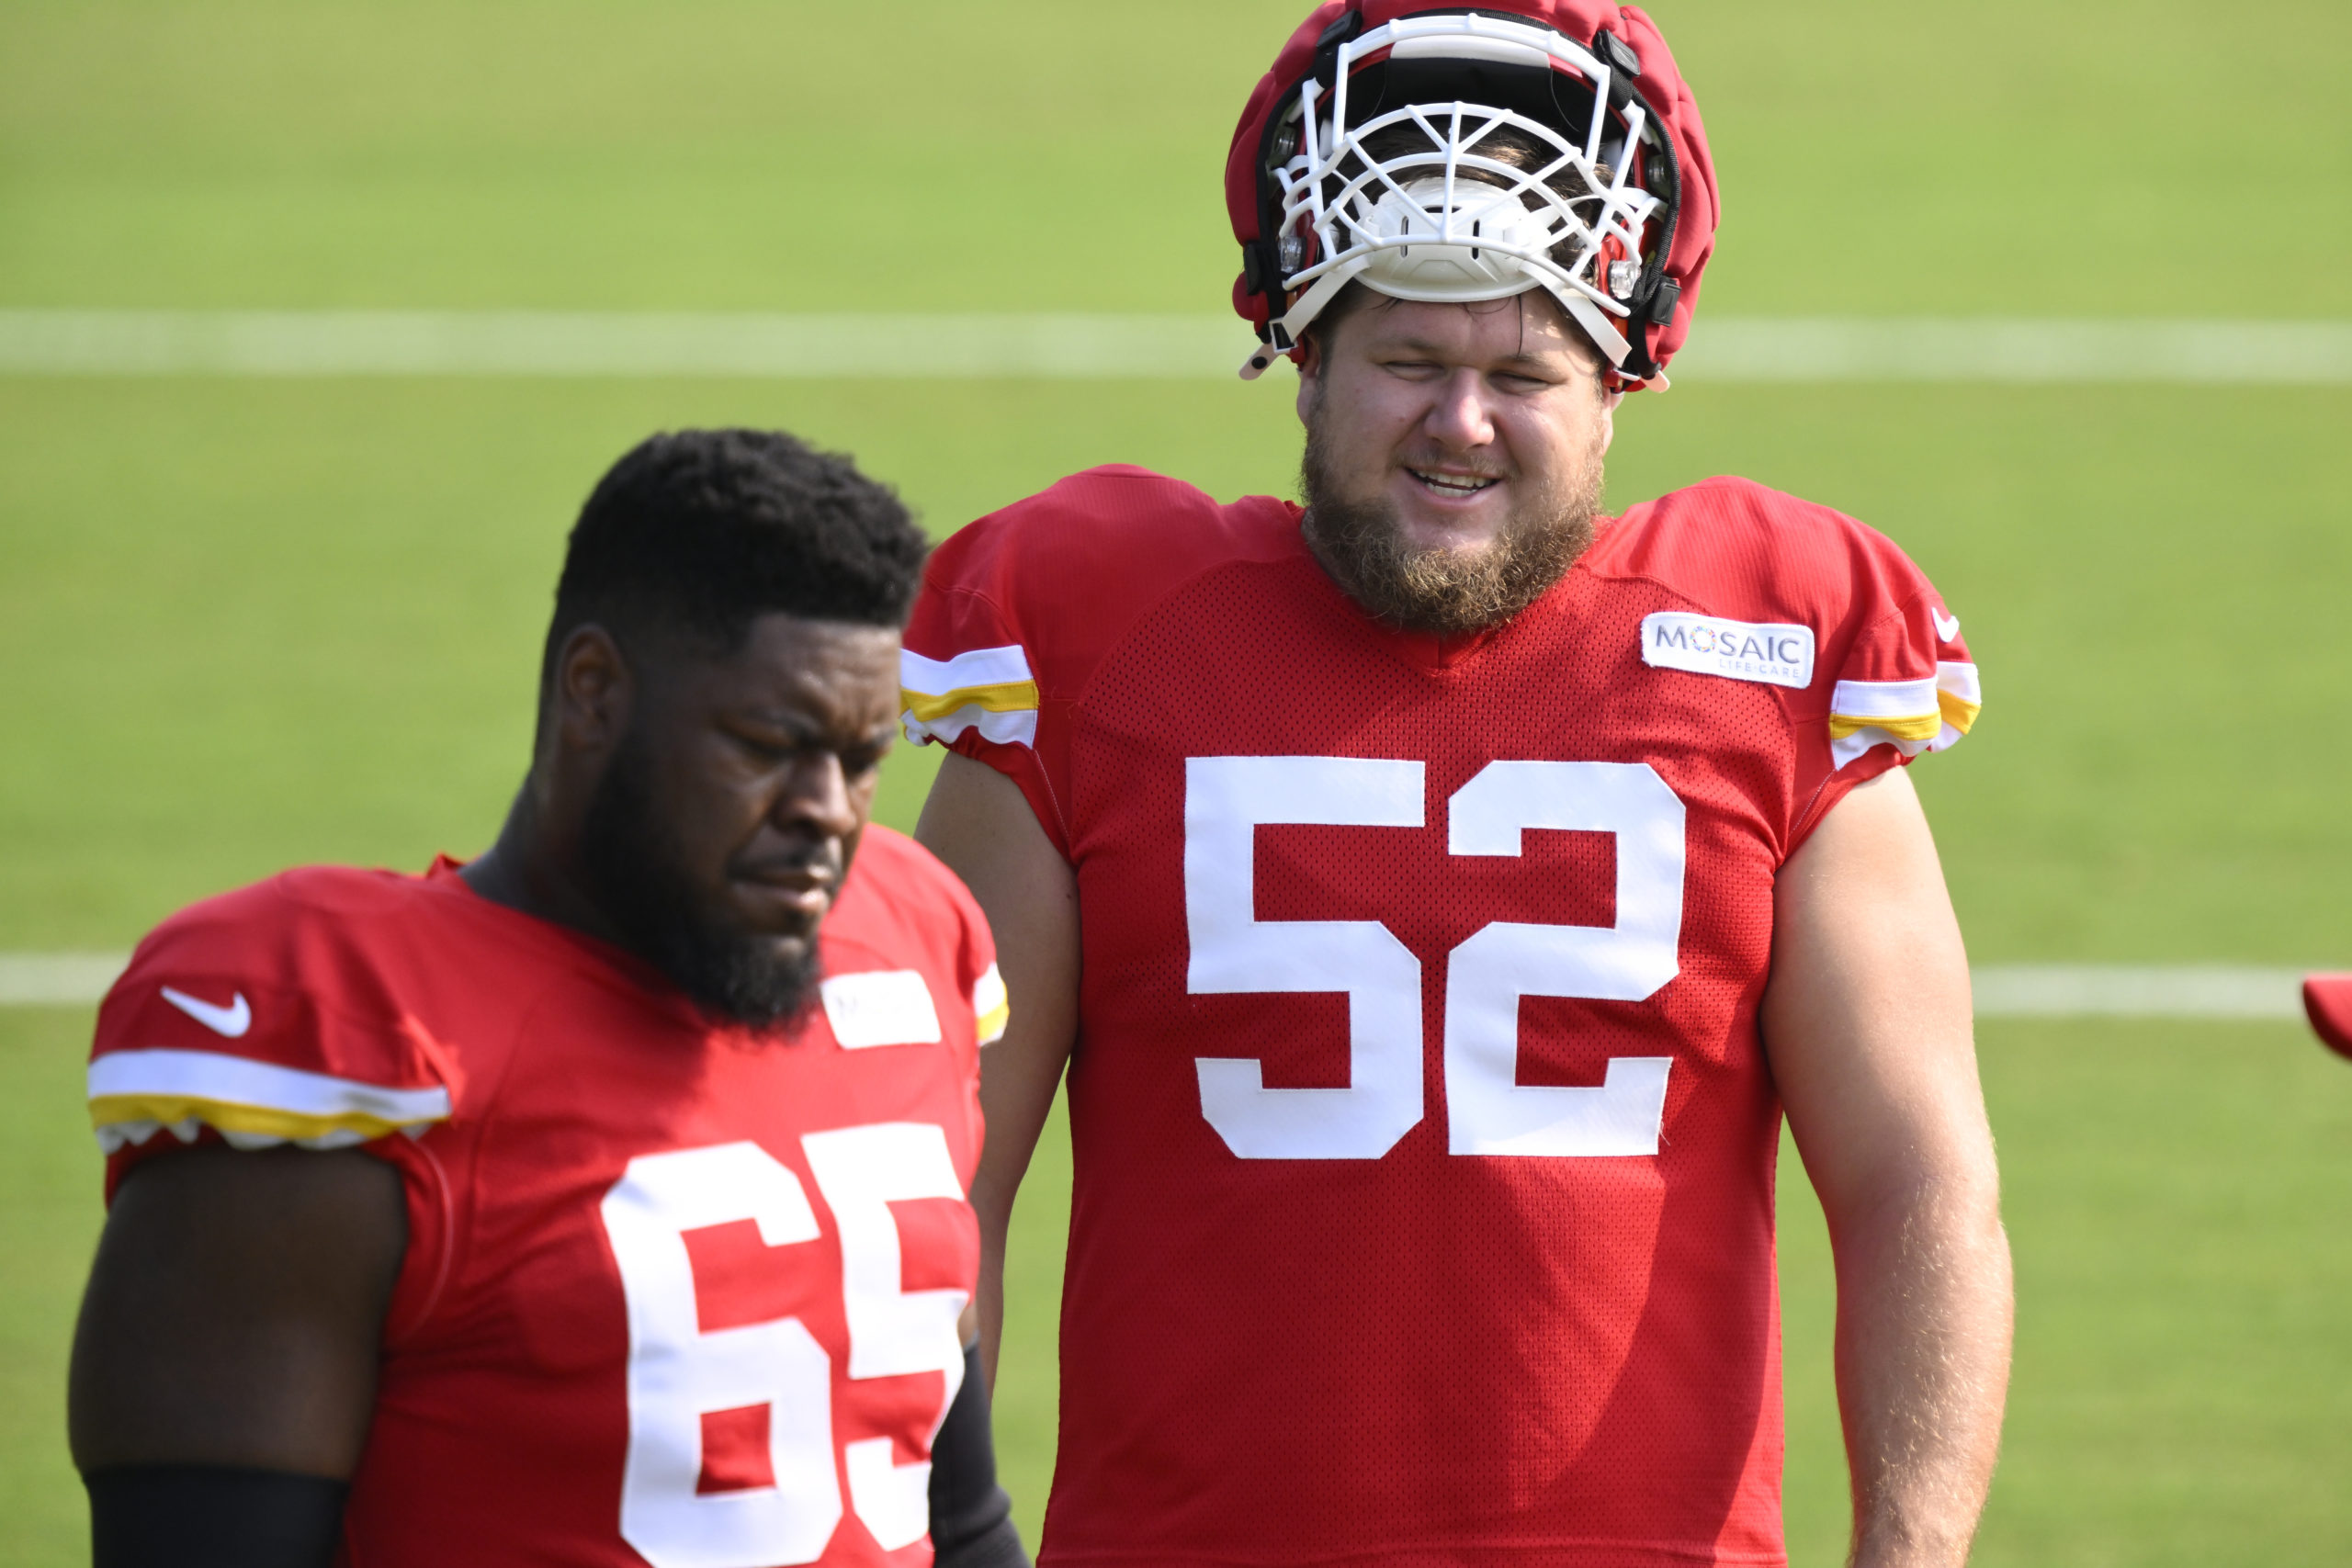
left=87, top=828, right=1003, bottom=1568
left=903, top=467, right=1981, bottom=1568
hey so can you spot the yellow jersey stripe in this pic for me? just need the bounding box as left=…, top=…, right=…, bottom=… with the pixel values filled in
left=1828, top=711, right=1943, bottom=743
left=900, top=680, right=1040, bottom=723
left=1938, top=691, right=1982, bottom=735
left=89, top=1093, right=422, bottom=1145
left=971, top=962, right=1010, bottom=1045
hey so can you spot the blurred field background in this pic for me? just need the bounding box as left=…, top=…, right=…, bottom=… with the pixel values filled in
left=4, top=1, right=2349, bottom=1562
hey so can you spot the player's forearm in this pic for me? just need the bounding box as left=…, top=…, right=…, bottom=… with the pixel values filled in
left=1833, top=1173, right=2013, bottom=1568
left=970, top=1196, right=1014, bottom=1388
left=970, top=1047, right=1065, bottom=1389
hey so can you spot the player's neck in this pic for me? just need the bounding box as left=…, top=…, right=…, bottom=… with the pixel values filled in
left=459, top=789, right=630, bottom=953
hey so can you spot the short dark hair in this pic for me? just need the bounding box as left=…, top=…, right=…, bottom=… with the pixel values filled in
left=545, top=428, right=928, bottom=687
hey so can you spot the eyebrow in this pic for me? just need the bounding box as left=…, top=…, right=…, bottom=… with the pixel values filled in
left=1375, top=333, right=1580, bottom=371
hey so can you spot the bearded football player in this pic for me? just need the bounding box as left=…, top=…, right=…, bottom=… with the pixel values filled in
left=71, top=431, right=1026, bottom=1568
left=907, top=4, right=2011, bottom=1566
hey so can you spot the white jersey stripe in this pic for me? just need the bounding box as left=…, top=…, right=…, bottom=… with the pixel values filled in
left=901, top=705, right=1038, bottom=750
left=900, top=645, right=1034, bottom=695
left=1828, top=675, right=1941, bottom=720
left=88, top=1048, right=451, bottom=1127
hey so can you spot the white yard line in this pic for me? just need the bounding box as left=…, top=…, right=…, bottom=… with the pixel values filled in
left=0, top=953, right=2316, bottom=1018
left=0, top=953, right=131, bottom=1006
left=1967, top=965, right=2310, bottom=1020
left=1682, top=319, right=2352, bottom=384
left=0, top=312, right=1245, bottom=380
left=0, top=311, right=2346, bottom=383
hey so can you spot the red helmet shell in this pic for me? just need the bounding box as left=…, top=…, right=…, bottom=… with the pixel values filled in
left=1226, top=1, right=1719, bottom=383
left=2307, top=974, right=2352, bottom=1060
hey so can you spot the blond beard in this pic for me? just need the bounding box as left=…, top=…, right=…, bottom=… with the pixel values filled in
left=1298, top=407, right=1606, bottom=635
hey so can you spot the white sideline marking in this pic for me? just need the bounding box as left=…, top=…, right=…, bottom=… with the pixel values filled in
left=0, top=953, right=130, bottom=1006
left=0, top=311, right=2346, bottom=383
left=0, top=312, right=1245, bottom=380
left=1969, top=965, right=2309, bottom=1020
left=0, top=953, right=2314, bottom=1018
left=1682, top=319, right=2352, bottom=385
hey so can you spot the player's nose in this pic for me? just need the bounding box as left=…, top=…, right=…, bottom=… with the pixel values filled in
left=1420, top=368, right=1498, bottom=451
left=774, top=751, right=860, bottom=840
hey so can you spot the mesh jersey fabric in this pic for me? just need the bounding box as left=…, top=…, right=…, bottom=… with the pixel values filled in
left=88, top=827, right=999, bottom=1568
left=902, top=467, right=1977, bottom=1568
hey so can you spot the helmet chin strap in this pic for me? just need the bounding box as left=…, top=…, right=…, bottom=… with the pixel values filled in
left=1556, top=291, right=1632, bottom=367
left=1239, top=260, right=1367, bottom=379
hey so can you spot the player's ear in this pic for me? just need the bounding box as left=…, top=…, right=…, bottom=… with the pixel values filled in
left=551, top=624, right=634, bottom=755
left=1294, top=333, right=1324, bottom=428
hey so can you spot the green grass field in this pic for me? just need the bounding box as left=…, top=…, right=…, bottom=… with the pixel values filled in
left=5, top=1, right=2349, bottom=1562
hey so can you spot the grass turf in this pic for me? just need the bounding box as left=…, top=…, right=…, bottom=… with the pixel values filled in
left=4, top=0, right=2350, bottom=1562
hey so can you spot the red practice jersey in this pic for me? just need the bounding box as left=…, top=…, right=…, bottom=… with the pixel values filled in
left=88, top=827, right=1008, bottom=1568
left=901, top=468, right=1980, bottom=1568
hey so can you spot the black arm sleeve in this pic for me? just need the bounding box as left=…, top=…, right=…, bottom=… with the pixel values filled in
left=85, top=1463, right=346, bottom=1568
left=928, top=1340, right=1029, bottom=1568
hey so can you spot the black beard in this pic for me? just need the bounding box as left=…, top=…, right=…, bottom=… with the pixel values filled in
left=1298, top=407, right=1604, bottom=635
left=577, top=729, right=821, bottom=1032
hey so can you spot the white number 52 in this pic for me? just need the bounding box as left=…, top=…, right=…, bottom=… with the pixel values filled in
left=1185, top=757, right=1684, bottom=1160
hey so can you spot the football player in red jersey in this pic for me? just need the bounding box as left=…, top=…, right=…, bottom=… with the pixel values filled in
left=907, top=5, right=2011, bottom=1567
left=70, top=431, right=1028, bottom=1568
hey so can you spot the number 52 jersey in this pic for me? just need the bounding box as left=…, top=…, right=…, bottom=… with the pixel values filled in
left=87, top=827, right=1005, bottom=1568
left=902, top=467, right=1981, bottom=1568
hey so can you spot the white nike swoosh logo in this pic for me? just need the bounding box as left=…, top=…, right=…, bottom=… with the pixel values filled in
left=161, top=986, right=252, bottom=1038
left=1932, top=608, right=1962, bottom=642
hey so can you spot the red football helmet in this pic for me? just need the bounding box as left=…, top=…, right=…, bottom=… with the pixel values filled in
left=1227, top=2, right=1718, bottom=388
left=2306, top=974, right=2352, bottom=1060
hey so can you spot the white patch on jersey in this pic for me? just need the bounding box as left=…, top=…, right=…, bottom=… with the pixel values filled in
left=1640, top=613, right=1816, bottom=690
left=820, top=970, right=943, bottom=1050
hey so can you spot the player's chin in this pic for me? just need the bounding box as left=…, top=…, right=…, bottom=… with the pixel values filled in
left=1390, top=484, right=1515, bottom=555
left=725, top=878, right=834, bottom=938
left=729, top=926, right=819, bottom=981
left=760, top=931, right=819, bottom=973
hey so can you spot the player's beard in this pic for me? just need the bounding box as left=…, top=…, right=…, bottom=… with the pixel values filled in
left=1298, top=408, right=1605, bottom=635
left=578, top=726, right=822, bottom=1033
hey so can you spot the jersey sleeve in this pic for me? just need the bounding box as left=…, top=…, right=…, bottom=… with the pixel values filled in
left=1792, top=512, right=1980, bottom=841
left=1825, top=583, right=1980, bottom=773
left=1600, top=476, right=1984, bottom=852
left=903, top=465, right=1266, bottom=861
left=899, top=553, right=1059, bottom=850
left=88, top=876, right=455, bottom=1200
